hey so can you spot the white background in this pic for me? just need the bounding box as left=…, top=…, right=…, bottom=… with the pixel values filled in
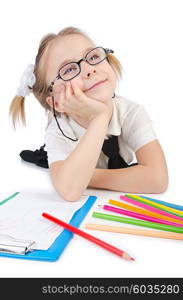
left=0, top=0, right=183, bottom=278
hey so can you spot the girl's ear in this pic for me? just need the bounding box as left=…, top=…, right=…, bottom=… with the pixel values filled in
left=46, top=96, right=54, bottom=109
left=46, top=96, right=60, bottom=112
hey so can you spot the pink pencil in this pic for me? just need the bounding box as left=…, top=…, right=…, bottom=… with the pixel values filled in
left=99, top=204, right=183, bottom=228
left=120, top=195, right=183, bottom=222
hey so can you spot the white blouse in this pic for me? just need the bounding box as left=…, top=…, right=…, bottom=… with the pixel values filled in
left=44, top=95, right=157, bottom=167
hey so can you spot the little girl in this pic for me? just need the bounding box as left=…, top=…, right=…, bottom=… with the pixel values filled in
left=10, top=26, right=168, bottom=202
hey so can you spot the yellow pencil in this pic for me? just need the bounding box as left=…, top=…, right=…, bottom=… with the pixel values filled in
left=85, top=223, right=183, bottom=240
left=126, top=194, right=183, bottom=216
left=109, top=199, right=183, bottom=225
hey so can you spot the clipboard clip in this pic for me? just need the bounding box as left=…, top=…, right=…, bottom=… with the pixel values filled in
left=0, top=234, right=36, bottom=255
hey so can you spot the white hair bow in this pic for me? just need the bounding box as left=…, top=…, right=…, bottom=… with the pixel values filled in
left=16, top=64, right=36, bottom=97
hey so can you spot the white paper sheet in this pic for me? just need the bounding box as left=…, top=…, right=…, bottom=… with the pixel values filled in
left=0, top=190, right=88, bottom=250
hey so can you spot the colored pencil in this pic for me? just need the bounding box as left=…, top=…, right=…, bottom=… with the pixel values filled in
left=112, top=196, right=183, bottom=225
left=85, top=223, right=183, bottom=240
left=99, top=204, right=183, bottom=228
left=125, top=194, right=183, bottom=218
left=120, top=195, right=183, bottom=222
left=139, top=195, right=183, bottom=211
left=42, top=212, right=134, bottom=261
left=92, top=212, right=183, bottom=233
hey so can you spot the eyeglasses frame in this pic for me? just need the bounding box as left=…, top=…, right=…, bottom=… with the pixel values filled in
left=48, top=47, right=114, bottom=93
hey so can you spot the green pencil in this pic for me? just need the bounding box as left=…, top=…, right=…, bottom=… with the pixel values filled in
left=92, top=212, right=183, bottom=234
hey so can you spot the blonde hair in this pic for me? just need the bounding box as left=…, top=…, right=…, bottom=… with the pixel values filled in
left=9, top=26, right=123, bottom=128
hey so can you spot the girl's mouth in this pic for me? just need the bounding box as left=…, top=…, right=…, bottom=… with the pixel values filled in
left=84, top=79, right=108, bottom=92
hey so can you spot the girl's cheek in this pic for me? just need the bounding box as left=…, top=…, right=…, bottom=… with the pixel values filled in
left=70, top=77, right=84, bottom=91
left=53, top=84, right=66, bottom=104
left=53, top=81, right=66, bottom=93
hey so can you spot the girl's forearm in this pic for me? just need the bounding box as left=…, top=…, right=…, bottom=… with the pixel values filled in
left=88, top=165, right=168, bottom=194
left=55, top=113, right=109, bottom=201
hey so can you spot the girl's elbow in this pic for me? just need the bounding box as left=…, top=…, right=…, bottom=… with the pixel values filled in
left=155, top=179, right=168, bottom=193
left=58, top=189, right=81, bottom=202
left=153, top=170, right=169, bottom=193
left=64, top=193, right=82, bottom=202
left=51, top=175, right=82, bottom=202
left=55, top=184, right=82, bottom=202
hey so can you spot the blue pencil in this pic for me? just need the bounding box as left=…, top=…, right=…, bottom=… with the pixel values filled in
left=139, top=195, right=183, bottom=211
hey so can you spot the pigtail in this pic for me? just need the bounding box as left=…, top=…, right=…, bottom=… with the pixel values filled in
left=9, top=26, right=123, bottom=130
left=107, top=53, right=123, bottom=81
left=9, top=95, right=26, bottom=128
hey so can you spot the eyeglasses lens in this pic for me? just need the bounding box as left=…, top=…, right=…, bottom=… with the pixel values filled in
left=59, top=48, right=106, bottom=81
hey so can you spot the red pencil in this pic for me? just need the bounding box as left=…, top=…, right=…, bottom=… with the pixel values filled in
left=42, top=212, right=134, bottom=261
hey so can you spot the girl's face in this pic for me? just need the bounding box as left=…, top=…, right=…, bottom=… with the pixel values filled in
left=44, top=34, right=117, bottom=103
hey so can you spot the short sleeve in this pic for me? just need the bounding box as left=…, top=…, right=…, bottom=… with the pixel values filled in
left=44, top=118, right=78, bottom=166
left=122, top=104, right=157, bottom=152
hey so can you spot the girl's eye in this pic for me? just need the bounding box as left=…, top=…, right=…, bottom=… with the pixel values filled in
left=64, top=66, right=76, bottom=75
left=90, top=54, right=100, bottom=61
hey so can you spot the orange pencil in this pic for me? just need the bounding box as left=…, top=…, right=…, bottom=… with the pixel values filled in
left=109, top=199, right=183, bottom=225
left=85, top=223, right=183, bottom=240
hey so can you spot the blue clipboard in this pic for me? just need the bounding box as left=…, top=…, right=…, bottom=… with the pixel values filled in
left=0, top=195, right=97, bottom=261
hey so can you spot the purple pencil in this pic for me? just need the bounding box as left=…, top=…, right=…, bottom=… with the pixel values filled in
left=99, top=204, right=183, bottom=228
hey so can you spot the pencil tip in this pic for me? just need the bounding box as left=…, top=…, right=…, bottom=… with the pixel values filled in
left=123, top=252, right=135, bottom=261
left=98, top=204, right=103, bottom=208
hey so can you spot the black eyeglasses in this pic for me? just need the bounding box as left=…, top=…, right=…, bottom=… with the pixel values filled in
left=48, top=47, right=114, bottom=93
left=50, top=46, right=114, bottom=142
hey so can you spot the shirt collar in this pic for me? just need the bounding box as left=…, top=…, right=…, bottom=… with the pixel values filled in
left=107, top=97, right=122, bottom=136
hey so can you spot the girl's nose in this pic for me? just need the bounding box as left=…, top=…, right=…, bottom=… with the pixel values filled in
left=81, top=61, right=96, bottom=79
left=87, top=69, right=96, bottom=77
